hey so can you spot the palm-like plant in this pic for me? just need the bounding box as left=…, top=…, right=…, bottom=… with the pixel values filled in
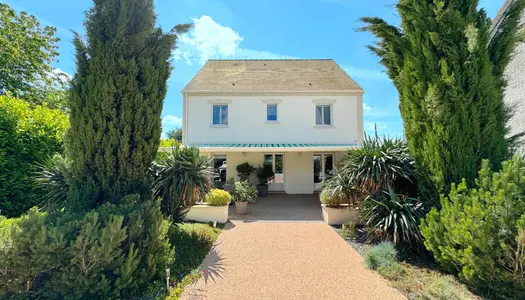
left=151, top=144, right=212, bottom=222
left=340, top=133, right=416, bottom=197
left=362, top=187, right=425, bottom=249
left=34, top=154, right=71, bottom=211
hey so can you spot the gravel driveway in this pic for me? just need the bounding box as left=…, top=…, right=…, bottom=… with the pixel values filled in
left=181, top=221, right=405, bottom=300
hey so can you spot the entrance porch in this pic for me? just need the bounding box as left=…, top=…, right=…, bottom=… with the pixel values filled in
left=229, top=194, right=323, bottom=222
left=203, top=143, right=355, bottom=194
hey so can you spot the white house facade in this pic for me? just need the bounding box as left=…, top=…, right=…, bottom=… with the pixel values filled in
left=181, top=59, right=364, bottom=194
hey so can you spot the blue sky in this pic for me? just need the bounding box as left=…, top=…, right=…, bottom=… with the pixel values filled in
left=3, top=0, right=505, bottom=137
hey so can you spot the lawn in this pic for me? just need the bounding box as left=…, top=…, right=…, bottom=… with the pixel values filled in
left=164, top=222, right=223, bottom=300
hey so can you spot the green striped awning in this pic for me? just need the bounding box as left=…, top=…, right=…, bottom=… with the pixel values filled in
left=194, top=143, right=357, bottom=148
left=177, top=142, right=359, bottom=152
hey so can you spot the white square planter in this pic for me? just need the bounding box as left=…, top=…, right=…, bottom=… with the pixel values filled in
left=184, top=204, right=229, bottom=223
left=321, top=204, right=361, bottom=225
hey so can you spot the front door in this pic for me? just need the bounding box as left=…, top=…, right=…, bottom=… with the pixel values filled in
left=314, top=153, right=333, bottom=191
left=264, top=154, right=284, bottom=192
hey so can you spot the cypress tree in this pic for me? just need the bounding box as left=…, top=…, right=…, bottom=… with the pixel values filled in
left=360, top=0, right=525, bottom=203
left=67, top=0, right=190, bottom=208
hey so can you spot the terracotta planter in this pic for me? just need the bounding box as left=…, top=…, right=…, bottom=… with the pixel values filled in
left=235, top=201, right=248, bottom=214
left=321, top=204, right=362, bottom=225
left=256, top=184, right=269, bottom=197
left=184, top=204, right=229, bottom=223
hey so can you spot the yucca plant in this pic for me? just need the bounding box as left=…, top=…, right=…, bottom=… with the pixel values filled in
left=151, top=144, right=212, bottom=222
left=321, top=171, right=360, bottom=207
left=34, top=154, right=71, bottom=211
left=362, top=187, right=424, bottom=249
left=340, top=133, right=416, bottom=197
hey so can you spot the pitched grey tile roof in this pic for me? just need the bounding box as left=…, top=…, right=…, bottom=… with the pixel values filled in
left=182, top=59, right=363, bottom=93
left=490, top=0, right=515, bottom=40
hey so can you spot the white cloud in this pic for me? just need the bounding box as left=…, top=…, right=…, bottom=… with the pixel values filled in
left=342, top=65, right=388, bottom=80
left=162, top=115, right=183, bottom=127
left=363, top=103, right=372, bottom=112
left=174, top=15, right=294, bottom=65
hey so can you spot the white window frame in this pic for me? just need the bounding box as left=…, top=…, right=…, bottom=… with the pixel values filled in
left=315, top=104, right=333, bottom=126
left=211, top=104, right=228, bottom=126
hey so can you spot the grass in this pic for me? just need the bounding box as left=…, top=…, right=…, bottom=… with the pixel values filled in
left=164, top=222, right=223, bottom=300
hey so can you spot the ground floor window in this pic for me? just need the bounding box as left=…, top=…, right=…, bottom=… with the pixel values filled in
left=212, top=154, right=227, bottom=188
left=264, top=154, right=284, bottom=191
left=314, top=153, right=333, bottom=190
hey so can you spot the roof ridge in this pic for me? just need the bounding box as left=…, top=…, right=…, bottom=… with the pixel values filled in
left=206, top=59, right=334, bottom=61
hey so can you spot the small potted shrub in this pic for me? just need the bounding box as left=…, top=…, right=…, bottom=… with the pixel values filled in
left=320, top=189, right=361, bottom=225
left=236, top=162, right=255, bottom=181
left=230, top=181, right=257, bottom=214
left=255, top=163, right=275, bottom=197
left=185, top=189, right=231, bottom=223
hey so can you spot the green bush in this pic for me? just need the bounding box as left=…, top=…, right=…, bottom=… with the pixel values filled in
left=0, top=197, right=174, bottom=299
left=377, top=262, right=406, bottom=281
left=230, top=181, right=257, bottom=203
left=205, top=189, right=231, bottom=206
left=364, top=241, right=397, bottom=270
left=256, top=163, right=275, bottom=185
left=0, top=95, right=68, bottom=217
left=319, top=189, right=343, bottom=207
left=34, top=154, right=71, bottom=211
left=236, top=162, right=255, bottom=181
left=421, top=156, right=525, bottom=296
left=340, top=134, right=416, bottom=198
left=362, top=187, right=424, bottom=249
left=152, top=144, right=212, bottom=221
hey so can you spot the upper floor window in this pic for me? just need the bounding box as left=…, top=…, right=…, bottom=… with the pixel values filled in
left=212, top=105, right=228, bottom=125
left=316, top=104, right=332, bottom=125
left=267, top=104, right=278, bottom=121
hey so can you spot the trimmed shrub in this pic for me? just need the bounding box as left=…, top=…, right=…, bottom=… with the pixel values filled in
left=362, top=188, right=425, bottom=249
left=421, top=156, right=525, bottom=296
left=0, top=197, right=174, bottom=299
left=364, top=242, right=397, bottom=270
left=205, top=189, right=231, bottom=206
left=319, top=189, right=343, bottom=207
left=0, top=95, right=68, bottom=217
left=230, top=181, right=257, bottom=203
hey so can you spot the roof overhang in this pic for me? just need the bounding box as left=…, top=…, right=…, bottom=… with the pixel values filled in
left=161, top=143, right=359, bottom=153
left=181, top=90, right=364, bottom=96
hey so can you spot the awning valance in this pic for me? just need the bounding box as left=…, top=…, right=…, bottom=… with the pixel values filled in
left=165, top=142, right=359, bottom=153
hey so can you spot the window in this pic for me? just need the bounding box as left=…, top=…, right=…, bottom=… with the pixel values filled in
left=316, top=105, right=332, bottom=125
left=267, top=104, right=278, bottom=121
left=212, top=105, right=228, bottom=125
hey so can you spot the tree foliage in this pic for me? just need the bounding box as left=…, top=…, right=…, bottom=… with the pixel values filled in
left=421, top=156, right=525, bottom=297
left=166, top=127, right=183, bottom=142
left=0, top=3, right=68, bottom=109
left=360, top=0, right=525, bottom=201
left=0, top=95, right=68, bottom=217
left=66, top=0, right=191, bottom=209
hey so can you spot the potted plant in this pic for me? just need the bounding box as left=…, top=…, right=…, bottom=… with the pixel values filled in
left=320, top=189, right=361, bottom=225
left=230, top=181, right=257, bottom=214
left=185, top=189, right=231, bottom=223
left=236, top=162, right=255, bottom=181
left=256, top=163, right=275, bottom=197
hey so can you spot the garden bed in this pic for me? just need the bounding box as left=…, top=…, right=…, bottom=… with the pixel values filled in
left=331, top=225, right=481, bottom=300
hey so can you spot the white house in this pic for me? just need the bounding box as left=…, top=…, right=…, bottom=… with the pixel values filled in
left=182, top=59, right=364, bottom=194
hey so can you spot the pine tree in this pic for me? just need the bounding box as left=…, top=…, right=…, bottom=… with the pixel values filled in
left=360, top=0, right=525, bottom=203
left=67, top=0, right=191, bottom=208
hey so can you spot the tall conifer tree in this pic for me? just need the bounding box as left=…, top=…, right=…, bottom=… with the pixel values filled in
left=67, top=0, right=190, bottom=207
left=360, top=0, right=525, bottom=202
